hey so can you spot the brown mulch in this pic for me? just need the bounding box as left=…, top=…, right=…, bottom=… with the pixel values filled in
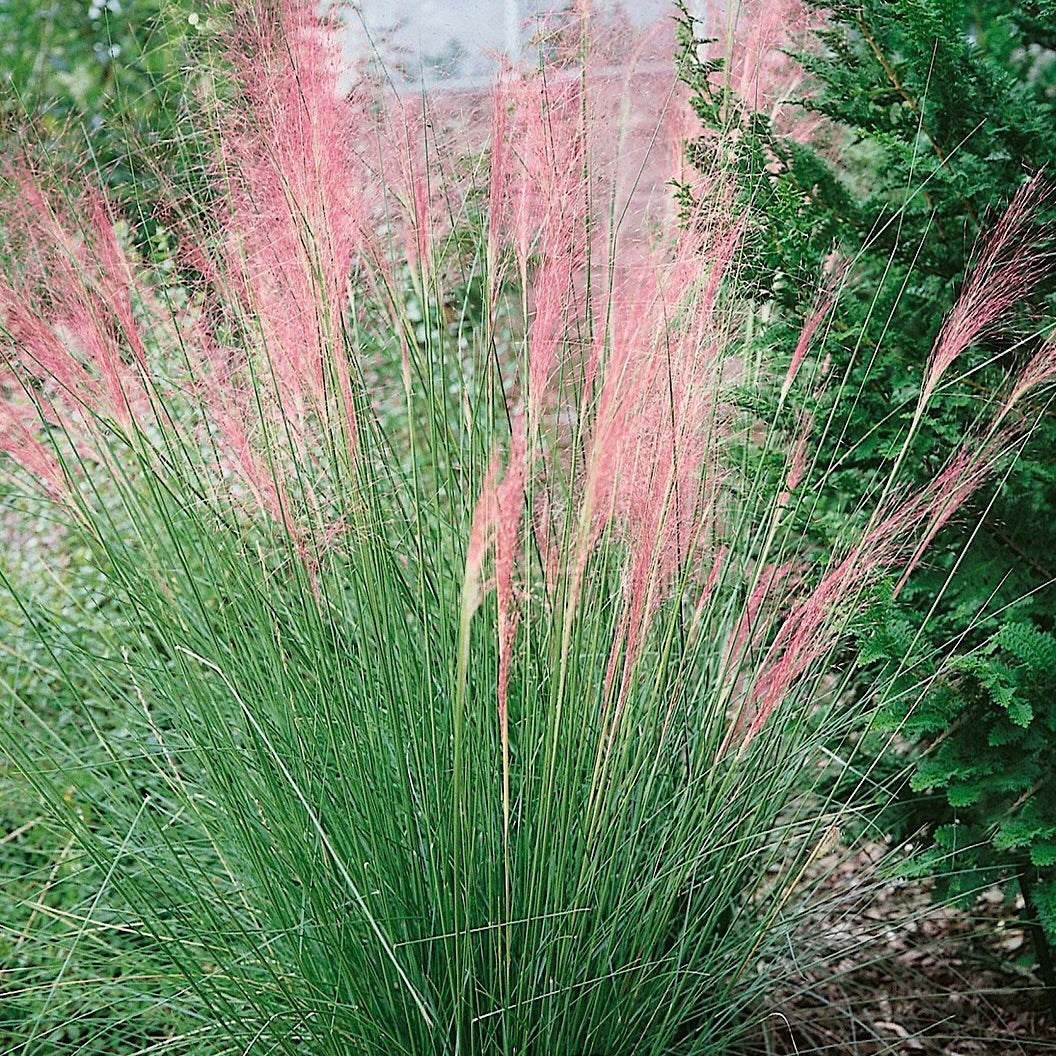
left=750, top=842, right=1056, bottom=1054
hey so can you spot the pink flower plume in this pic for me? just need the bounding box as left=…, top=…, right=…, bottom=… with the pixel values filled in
left=739, top=436, right=1014, bottom=749
left=464, top=419, right=528, bottom=747
left=922, top=174, right=1051, bottom=404
left=998, top=332, right=1056, bottom=418
left=781, top=262, right=845, bottom=399
left=222, top=0, right=367, bottom=439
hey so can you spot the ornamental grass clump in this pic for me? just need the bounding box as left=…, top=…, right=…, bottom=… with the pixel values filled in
left=0, top=2, right=1053, bottom=1053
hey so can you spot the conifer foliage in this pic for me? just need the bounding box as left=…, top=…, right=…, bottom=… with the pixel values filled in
left=678, top=0, right=1056, bottom=952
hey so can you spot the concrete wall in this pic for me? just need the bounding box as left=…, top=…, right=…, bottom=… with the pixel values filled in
left=350, top=0, right=681, bottom=86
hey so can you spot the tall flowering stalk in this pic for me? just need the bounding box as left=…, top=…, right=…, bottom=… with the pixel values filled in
left=1, top=3, right=1053, bottom=1053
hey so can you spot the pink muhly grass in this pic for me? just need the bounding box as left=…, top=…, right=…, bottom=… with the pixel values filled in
left=724, top=561, right=795, bottom=678
left=463, top=419, right=527, bottom=632
left=778, top=412, right=813, bottom=505
left=780, top=262, right=845, bottom=400
left=0, top=176, right=167, bottom=519
left=471, top=71, right=743, bottom=731
left=488, top=68, right=586, bottom=280
left=86, top=193, right=148, bottom=372
left=0, top=177, right=148, bottom=428
left=221, top=0, right=367, bottom=442
left=581, top=239, right=734, bottom=717
left=531, top=489, right=561, bottom=602
left=729, top=0, right=818, bottom=112
left=381, top=95, right=463, bottom=292
left=486, top=69, right=588, bottom=431
left=738, top=544, right=892, bottom=753
left=461, top=417, right=527, bottom=885
left=486, top=63, right=515, bottom=276
left=691, top=0, right=825, bottom=139
left=996, top=331, right=1056, bottom=421
left=691, top=545, right=729, bottom=627
left=892, top=439, right=1012, bottom=596
left=526, top=255, right=576, bottom=428
left=0, top=291, right=104, bottom=415
left=738, top=431, right=1017, bottom=752
left=920, top=173, right=1051, bottom=406
left=732, top=169, right=1053, bottom=750
left=0, top=0, right=372, bottom=542
left=190, top=332, right=295, bottom=532
left=464, top=456, right=503, bottom=619
left=600, top=485, right=672, bottom=723
left=1, top=161, right=308, bottom=539
left=0, top=401, right=69, bottom=500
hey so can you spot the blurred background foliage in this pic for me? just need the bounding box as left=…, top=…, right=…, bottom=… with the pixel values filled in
left=0, top=0, right=222, bottom=236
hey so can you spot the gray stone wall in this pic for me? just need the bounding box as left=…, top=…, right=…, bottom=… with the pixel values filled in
left=350, top=0, right=678, bottom=85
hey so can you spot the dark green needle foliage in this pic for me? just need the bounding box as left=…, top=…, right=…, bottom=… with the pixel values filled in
left=677, top=0, right=1056, bottom=948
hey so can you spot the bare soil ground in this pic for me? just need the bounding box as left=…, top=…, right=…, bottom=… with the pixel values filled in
left=753, top=843, right=1055, bottom=1054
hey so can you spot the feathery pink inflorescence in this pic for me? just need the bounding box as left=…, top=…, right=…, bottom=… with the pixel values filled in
left=467, top=47, right=739, bottom=729
left=732, top=177, right=1052, bottom=749
left=0, top=172, right=156, bottom=499
left=0, top=402, right=68, bottom=499
left=690, top=0, right=826, bottom=141
left=718, top=559, right=795, bottom=746
left=775, top=412, right=813, bottom=508
left=464, top=455, right=503, bottom=618
left=378, top=93, right=478, bottom=292
left=997, top=331, right=1056, bottom=419
left=0, top=0, right=376, bottom=533
left=582, top=225, right=737, bottom=715
left=781, top=261, right=844, bottom=399
left=893, top=441, right=1008, bottom=595
left=220, top=0, right=368, bottom=441
left=921, top=174, right=1051, bottom=405
left=0, top=179, right=146, bottom=418
left=740, top=433, right=1013, bottom=750
left=487, top=67, right=587, bottom=422
left=494, top=71, right=585, bottom=275
left=462, top=418, right=527, bottom=744
left=730, top=0, right=817, bottom=112
left=190, top=327, right=295, bottom=531
left=6, top=0, right=1053, bottom=777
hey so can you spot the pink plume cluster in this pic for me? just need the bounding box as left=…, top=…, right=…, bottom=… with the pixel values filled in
left=461, top=42, right=740, bottom=734
left=0, top=175, right=153, bottom=499
left=464, top=419, right=527, bottom=747
left=1, top=0, right=381, bottom=539
left=3, top=0, right=1054, bottom=772
left=487, top=67, right=587, bottom=427
left=218, top=0, right=369, bottom=442
left=581, top=227, right=739, bottom=717
left=738, top=435, right=1012, bottom=750
left=921, top=174, right=1051, bottom=405
left=691, top=0, right=826, bottom=138
left=726, top=175, right=1054, bottom=751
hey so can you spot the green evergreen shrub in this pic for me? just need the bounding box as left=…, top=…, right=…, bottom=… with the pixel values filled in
left=677, top=0, right=1056, bottom=960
